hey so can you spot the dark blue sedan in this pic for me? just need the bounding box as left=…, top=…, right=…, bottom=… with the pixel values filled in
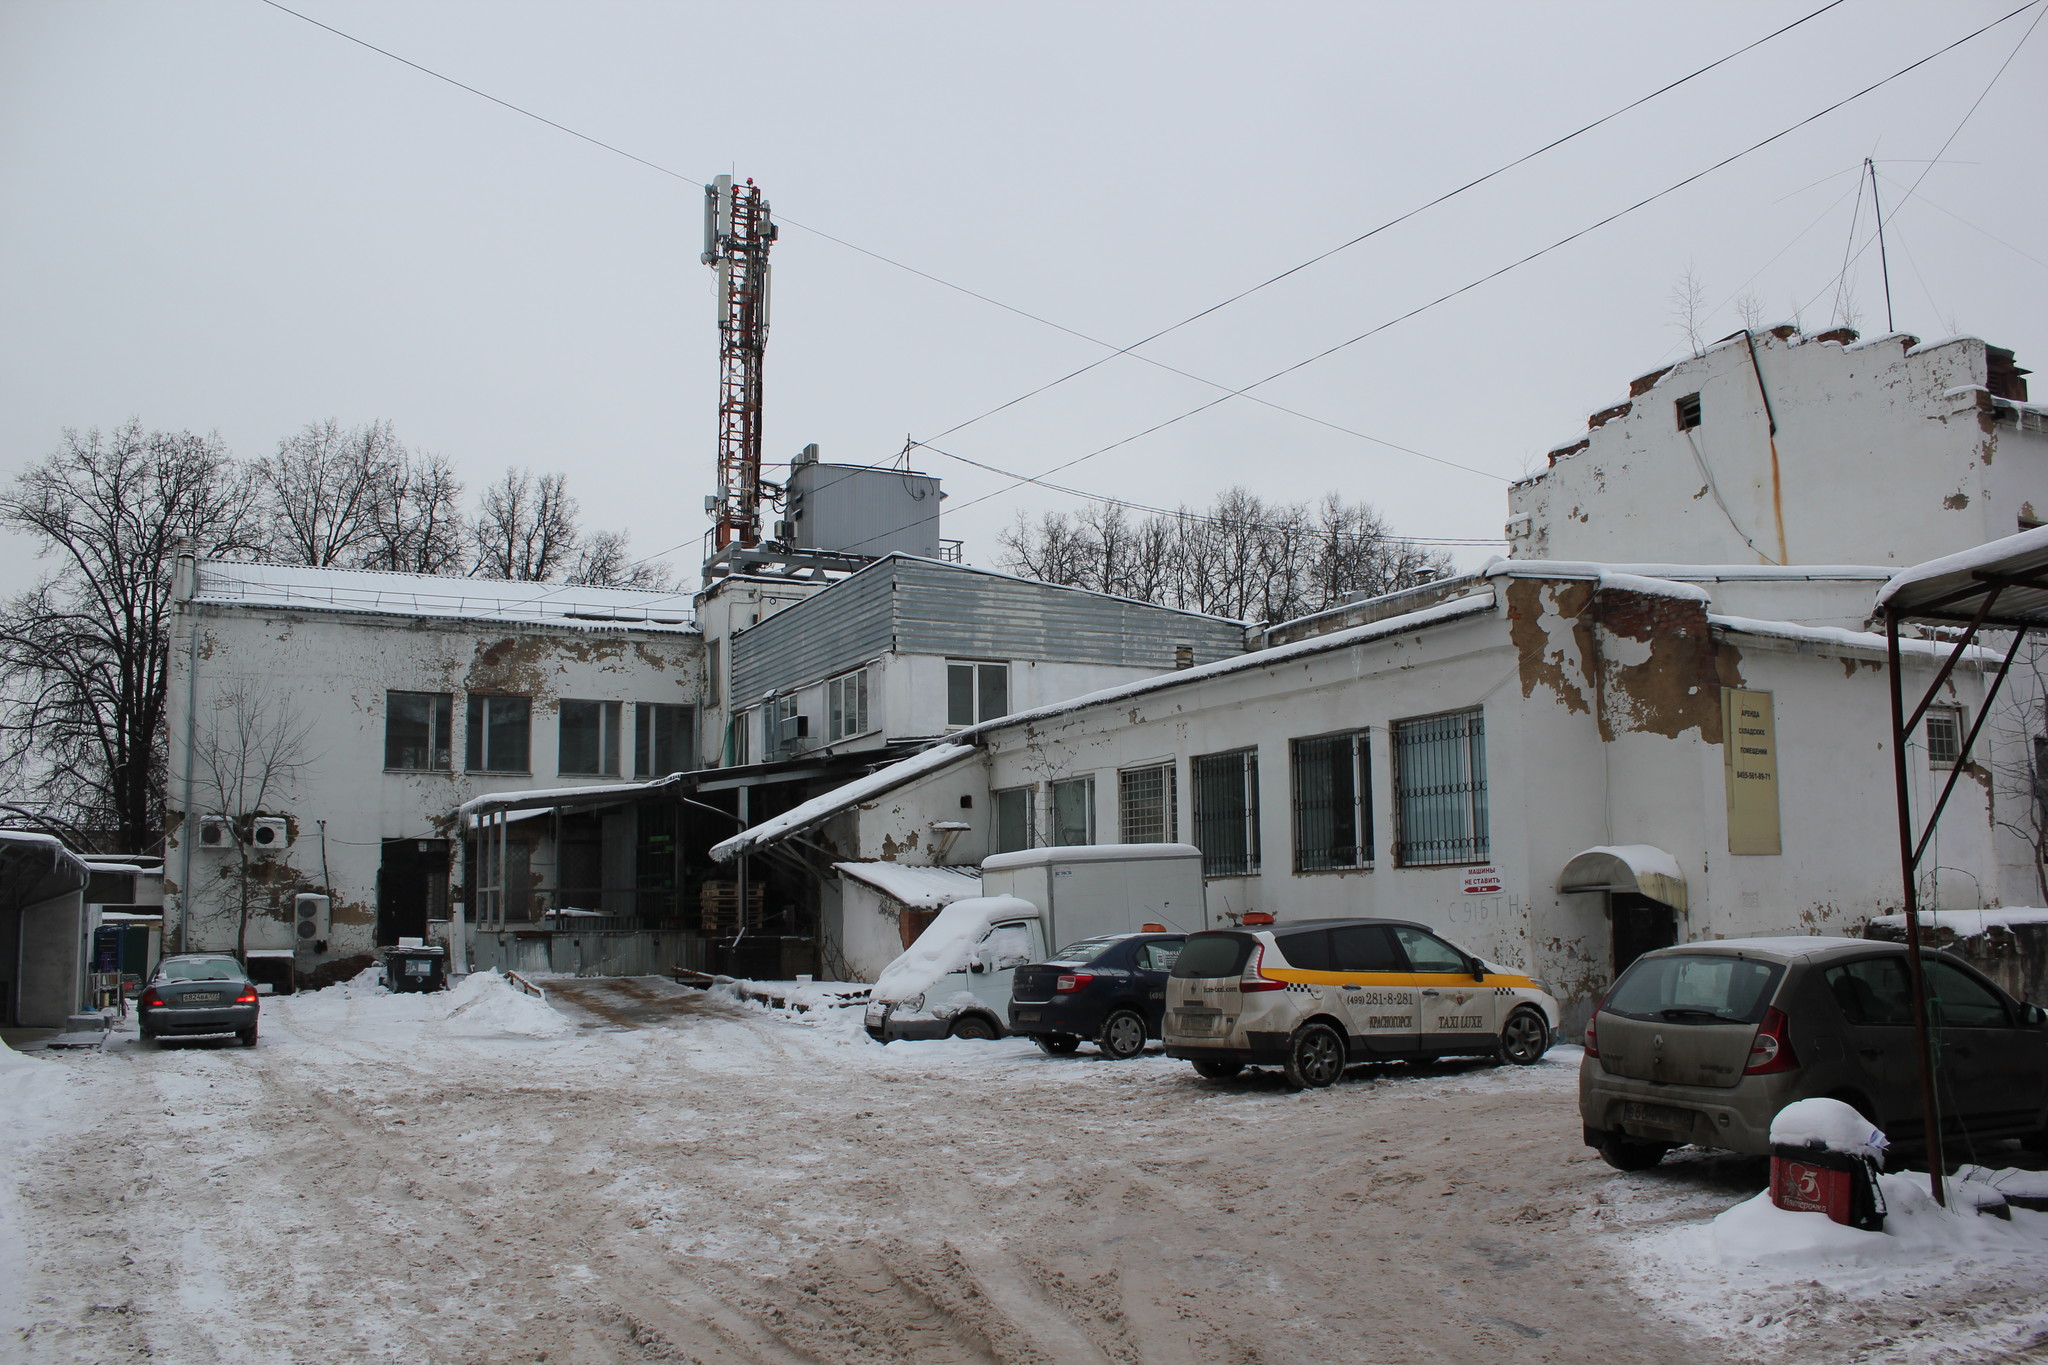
left=1007, top=932, right=1184, bottom=1058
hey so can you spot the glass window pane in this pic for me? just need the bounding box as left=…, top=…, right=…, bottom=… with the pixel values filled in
left=386, top=691, right=451, bottom=770
left=471, top=694, right=530, bottom=773
left=1052, top=777, right=1094, bottom=846
left=948, top=664, right=975, bottom=727
left=559, top=700, right=602, bottom=775
left=1331, top=924, right=1402, bottom=972
left=1391, top=926, right=1469, bottom=974
left=1277, top=929, right=1332, bottom=971
left=1292, top=732, right=1369, bottom=870
left=994, top=786, right=1033, bottom=853
left=978, top=664, right=1008, bottom=722
left=1925, top=959, right=2009, bottom=1028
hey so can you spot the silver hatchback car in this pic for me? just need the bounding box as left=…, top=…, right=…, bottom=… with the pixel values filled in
left=1579, top=936, right=2048, bottom=1170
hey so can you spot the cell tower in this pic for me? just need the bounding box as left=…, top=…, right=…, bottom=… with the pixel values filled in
left=701, top=174, right=776, bottom=551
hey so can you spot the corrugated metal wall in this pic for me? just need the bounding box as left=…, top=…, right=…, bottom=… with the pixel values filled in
left=730, top=567, right=895, bottom=702
left=730, top=558, right=1245, bottom=701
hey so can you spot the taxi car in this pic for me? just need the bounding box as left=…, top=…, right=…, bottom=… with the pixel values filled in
left=1163, top=917, right=1558, bottom=1088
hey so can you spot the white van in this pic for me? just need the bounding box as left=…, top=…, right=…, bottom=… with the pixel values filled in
left=863, top=844, right=1206, bottom=1042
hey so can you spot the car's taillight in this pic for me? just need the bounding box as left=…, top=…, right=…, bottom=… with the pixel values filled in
left=1054, top=973, right=1093, bottom=994
left=1239, top=946, right=1286, bottom=993
left=1583, top=989, right=1614, bottom=1056
left=140, top=990, right=165, bottom=1009
left=235, top=987, right=258, bottom=1005
left=1744, top=1007, right=1799, bottom=1075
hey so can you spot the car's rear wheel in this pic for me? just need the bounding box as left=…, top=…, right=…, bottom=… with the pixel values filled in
left=949, top=1014, right=998, bottom=1041
left=139, top=1027, right=156, bottom=1043
left=1033, top=1032, right=1080, bottom=1056
left=1098, top=1009, right=1147, bottom=1060
left=1282, top=1022, right=1347, bottom=1090
left=1497, top=1008, right=1549, bottom=1066
left=1596, top=1133, right=1671, bottom=1171
left=1191, top=1058, right=1244, bottom=1080
left=237, top=1026, right=258, bottom=1048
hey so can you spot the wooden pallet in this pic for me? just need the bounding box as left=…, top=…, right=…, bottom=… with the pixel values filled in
left=698, top=881, right=765, bottom=935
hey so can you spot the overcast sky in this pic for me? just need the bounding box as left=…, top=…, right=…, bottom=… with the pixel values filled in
left=3, top=0, right=2044, bottom=593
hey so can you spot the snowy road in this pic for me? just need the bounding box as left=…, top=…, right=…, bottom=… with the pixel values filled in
left=9, top=974, right=2045, bottom=1364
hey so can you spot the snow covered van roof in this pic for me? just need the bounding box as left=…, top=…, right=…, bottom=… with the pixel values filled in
left=191, top=560, right=697, bottom=633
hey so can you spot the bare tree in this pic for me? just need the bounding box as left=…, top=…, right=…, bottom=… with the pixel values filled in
left=470, top=468, right=580, bottom=581
left=564, top=528, right=675, bottom=590
left=256, top=419, right=403, bottom=566
left=0, top=422, right=263, bottom=851
left=997, top=487, right=1452, bottom=625
left=1735, top=292, right=1768, bottom=332
left=1669, top=265, right=1707, bottom=357
left=188, top=683, right=314, bottom=958
left=1989, top=640, right=2048, bottom=902
left=365, top=449, right=467, bottom=575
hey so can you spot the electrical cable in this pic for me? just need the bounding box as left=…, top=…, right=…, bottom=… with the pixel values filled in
left=830, top=0, right=2043, bottom=555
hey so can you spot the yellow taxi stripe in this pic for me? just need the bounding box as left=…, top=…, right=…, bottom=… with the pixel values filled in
left=1263, top=969, right=1538, bottom=990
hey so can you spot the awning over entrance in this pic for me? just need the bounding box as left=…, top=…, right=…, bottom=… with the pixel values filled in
left=1558, top=845, right=1687, bottom=913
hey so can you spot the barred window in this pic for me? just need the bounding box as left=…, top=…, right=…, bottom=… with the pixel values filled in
left=1118, top=763, right=1177, bottom=844
left=1051, top=776, right=1095, bottom=846
left=993, top=786, right=1035, bottom=854
left=1393, top=709, right=1487, bottom=866
left=1192, top=748, right=1260, bottom=877
left=1292, top=731, right=1371, bottom=871
left=1925, top=706, right=1962, bottom=767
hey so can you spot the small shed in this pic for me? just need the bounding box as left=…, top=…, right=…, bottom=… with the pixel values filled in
left=0, top=831, right=92, bottom=1028
left=832, top=861, right=983, bottom=981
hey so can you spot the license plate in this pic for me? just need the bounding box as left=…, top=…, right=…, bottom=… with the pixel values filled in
left=405, top=960, right=433, bottom=976
left=864, top=1006, right=887, bottom=1024
left=184, top=992, right=221, bottom=1003
left=1175, top=1011, right=1224, bottom=1037
left=1014, top=1010, right=1040, bottom=1023
left=1623, top=1101, right=1694, bottom=1133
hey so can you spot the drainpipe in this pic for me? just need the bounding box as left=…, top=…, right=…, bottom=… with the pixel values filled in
left=1739, top=330, right=1789, bottom=565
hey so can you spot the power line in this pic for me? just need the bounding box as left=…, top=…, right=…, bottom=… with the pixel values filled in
left=880, top=0, right=2043, bottom=532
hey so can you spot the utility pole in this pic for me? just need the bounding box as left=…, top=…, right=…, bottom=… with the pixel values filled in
left=1866, top=159, right=1895, bottom=335
left=702, top=175, right=776, bottom=552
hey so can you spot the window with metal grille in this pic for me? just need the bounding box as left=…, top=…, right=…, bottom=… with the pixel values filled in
left=1193, top=748, right=1260, bottom=877
left=993, top=785, right=1035, bottom=853
left=1925, top=706, right=1963, bottom=767
left=634, top=703, right=694, bottom=778
left=947, top=661, right=1009, bottom=726
left=1118, top=763, right=1177, bottom=844
left=558, top=700, right=621, bottom=776
left=1675, top=392, right=1702, bottom=431
left=385, top=691, right=452, bottom=771
left=465, top=694, right=531, bottom=773
left=1051, top=776, right=1095, bottom=846
left=827, top=668, right=870, bottom=741
left=1291, top=730, right=1371, bottom=871
left=1393, top=709, right=1487, bottom=866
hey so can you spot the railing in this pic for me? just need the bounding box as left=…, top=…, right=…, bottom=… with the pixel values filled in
left=504, top=971, right=548, bottom=1003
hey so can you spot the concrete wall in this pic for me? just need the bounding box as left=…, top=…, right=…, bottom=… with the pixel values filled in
left=1508, top=331, right=2048, bottom=568
left=13, top=890, right=87, bottom=1027
left=166, top=603, right=703, bottom=968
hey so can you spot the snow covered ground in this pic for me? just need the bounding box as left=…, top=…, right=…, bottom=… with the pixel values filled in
left=7, top=973, right=2043, bottom=1363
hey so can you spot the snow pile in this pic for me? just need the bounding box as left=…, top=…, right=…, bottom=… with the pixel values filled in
left=1768, top=1097, right=1887, bottom=1160
left=871, top=896, right=1038, bottom=1004
left=0, top=1036, right=74, bottom=1136
left=1706, top=1170, right=2045, bottom=1278
left=1866, top=907, right=2048, bottom=937
left=438, top=969, right=575, bottom=1039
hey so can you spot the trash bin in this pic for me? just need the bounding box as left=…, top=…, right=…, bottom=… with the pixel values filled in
left=1768, top=1097, right=1887, bottom=1232
left=244, top=949, right=298, bottom=996
left=383, top=944, right=447, bottom=993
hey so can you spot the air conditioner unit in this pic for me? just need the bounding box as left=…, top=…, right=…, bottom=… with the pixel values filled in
left=775, top=712, right=809, bottom=757
left=293, top=893, right=330, bottom=949
left=250, top=817, right=291, bottom=850
left=198, top=817, right=229, bottom=849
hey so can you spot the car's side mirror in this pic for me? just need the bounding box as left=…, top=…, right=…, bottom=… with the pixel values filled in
left=1470, top=957, right=1487, bottom=981
left=967, top=961, right=986, bottom=974
left=2023, top=1002, right=2047, bottom=1027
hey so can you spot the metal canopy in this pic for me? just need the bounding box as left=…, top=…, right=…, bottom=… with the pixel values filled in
left=1877, top=525, right=2048, bottom=1208
left=1557, top=846, right=1689, bottom=913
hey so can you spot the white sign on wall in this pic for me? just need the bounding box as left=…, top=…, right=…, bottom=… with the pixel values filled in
left=1461, top=865, right=1504, bottom=895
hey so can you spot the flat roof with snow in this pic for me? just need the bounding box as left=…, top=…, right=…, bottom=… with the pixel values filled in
left=191, top=560, right=697, bottom=633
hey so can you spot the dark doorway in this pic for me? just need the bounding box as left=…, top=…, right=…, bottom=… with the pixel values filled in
left=378, top=839, right=450, bottom=945
left=1611, top=892, right=1678, bottom=977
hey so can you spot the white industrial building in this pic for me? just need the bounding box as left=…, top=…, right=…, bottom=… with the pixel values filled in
left=713, top=329, right=2048, bottom=1029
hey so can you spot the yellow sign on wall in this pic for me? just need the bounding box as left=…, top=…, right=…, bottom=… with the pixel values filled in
left=1723, top=688, right=1781, bottom=855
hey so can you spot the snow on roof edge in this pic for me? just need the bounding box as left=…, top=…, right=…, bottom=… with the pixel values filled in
left=711, top=743, right=978, bottom=861
left=1709, top=614, right=2000, bottom=663
left=1876, top=525, right=2048, bottom=610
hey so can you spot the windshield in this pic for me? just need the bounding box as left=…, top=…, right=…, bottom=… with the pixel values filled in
left=159, top=958, right=244, bottom=982
left=1049, top=936, right=1123, bottom=964
left=1603, top=953, right=1783, bottom=1025
left=1171, top=932, right=1255, bottom=979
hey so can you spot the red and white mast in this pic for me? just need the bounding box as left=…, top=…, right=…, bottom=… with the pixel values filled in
left=702, top=174, right=776, bottom=551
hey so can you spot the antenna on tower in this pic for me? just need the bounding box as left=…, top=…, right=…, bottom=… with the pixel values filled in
left=702, top=174, right=777, bottom=555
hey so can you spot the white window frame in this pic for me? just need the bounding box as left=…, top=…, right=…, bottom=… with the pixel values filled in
left=947, top=660, right=1010, bottom=727
left=1118, top=762, right=1178, bottom=844
left=827, top=667, right=871, bottom=742
left=557, top=699, right=622, bottom=777
left=1050, top=775, right=1096, bottom=847
left=1925, top=705, right=1964, bottom=768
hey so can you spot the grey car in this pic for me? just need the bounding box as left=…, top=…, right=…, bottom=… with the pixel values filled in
left=1579, top=936, right=2048, bottom=1170
left=138, top=953, right=260, bottom=1046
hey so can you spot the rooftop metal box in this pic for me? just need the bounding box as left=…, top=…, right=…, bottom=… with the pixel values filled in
left=786, top=458, right=942, bottom=560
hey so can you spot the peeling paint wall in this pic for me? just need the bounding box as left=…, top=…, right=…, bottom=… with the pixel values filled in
left=165, top=604, right=702, bottom=966
left=1509, top=332, right=2048, bottom=568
